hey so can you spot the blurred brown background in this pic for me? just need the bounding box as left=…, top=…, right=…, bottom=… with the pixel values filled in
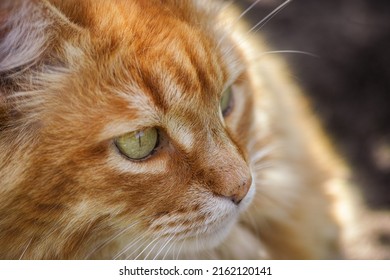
left=236, top=0, right=390, bottom=210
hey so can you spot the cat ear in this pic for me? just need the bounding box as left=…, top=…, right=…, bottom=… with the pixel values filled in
left=0, top=1, right=54, bottom=75
left=0, top=0, right=80, bottom=99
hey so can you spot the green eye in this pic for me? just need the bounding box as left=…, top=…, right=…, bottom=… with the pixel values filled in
left=220, top=87, right=233, bottom=116
left=115, top=127, right=158, bottom=160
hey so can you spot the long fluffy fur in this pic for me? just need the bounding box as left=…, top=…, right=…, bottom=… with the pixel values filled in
left=1, top=0, right=386, bottom=260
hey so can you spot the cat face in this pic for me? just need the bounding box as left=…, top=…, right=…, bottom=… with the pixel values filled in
left=0, top=0, right=257, bottom=259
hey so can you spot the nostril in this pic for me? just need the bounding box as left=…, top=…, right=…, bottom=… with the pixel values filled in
left=213, top=193, right=243, bottom=205
left=231, top=196, right=243, bottom=205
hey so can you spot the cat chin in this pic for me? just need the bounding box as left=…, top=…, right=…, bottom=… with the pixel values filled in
left=167, top=215, right=239, bottom=258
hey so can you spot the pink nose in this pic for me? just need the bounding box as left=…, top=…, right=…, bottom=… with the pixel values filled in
left=225, top=175, right=252, bottom=205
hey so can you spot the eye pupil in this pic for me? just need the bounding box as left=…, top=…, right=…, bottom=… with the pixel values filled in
left=135, top=131, right=144, bottom=147
left=115, top=128, right=158, bottom=160
left=220, top=87, right=233, bottom=116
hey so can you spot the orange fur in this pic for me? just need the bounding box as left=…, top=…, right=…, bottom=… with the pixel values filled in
left=0, top=0, right=373, bottom=259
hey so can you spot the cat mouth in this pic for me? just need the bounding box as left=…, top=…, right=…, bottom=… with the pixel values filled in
left=148, top=209, right=243, bottom=257
left=142, top=213, right=239, bottom=259
left=180, top=215, right=238, bottom=248
left=140, top=181, right=256, bottom=258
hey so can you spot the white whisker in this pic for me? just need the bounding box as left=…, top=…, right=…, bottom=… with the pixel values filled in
left=143, top=231, right=170, bottom=260
left=128, top=236, right=155, bottom=260
left=134, top=235, right=162, bottom=260
left=85, top=220, right=142, bottom=259
left=143, top=241, right=160, bottom=260
left=238, top=0, right=263, bottom=21
left=153, top=233, right=175, bottom=260
left=159, top=234, right=177, bottom=260
left=253, top=162, right=276, bottom=172
left=155, top=220, right=185, bottom=260
left=217, top=0, right=263, bottom=48
left=248, top=0, right=293, bottom=34
left=113, top=232, right=146, bottom=260
left=250, top=144, right=279, bottom=164
left=221, top=0, right=294, bottom=70
left=196, top=231, right=201, bottom=254
left=19, top=237, right=33, bottom=260
left=165, top=240, right=178, bottom=260
left=175, top=238, right=186, bottom=260
left=255, top=50, right=320, bottom=59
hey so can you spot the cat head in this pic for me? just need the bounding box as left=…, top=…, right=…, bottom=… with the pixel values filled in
left=0, top=0, right=257, bottom=259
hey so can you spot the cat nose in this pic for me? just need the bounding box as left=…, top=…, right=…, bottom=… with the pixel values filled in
left=226, top=175, right=252, bottom=205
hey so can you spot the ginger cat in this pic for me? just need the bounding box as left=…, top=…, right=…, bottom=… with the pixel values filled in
left=0, top=0, right=370, bottom=259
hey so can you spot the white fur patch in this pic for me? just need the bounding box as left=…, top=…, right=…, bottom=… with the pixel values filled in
left=165, top=119, right=195, bottom=152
